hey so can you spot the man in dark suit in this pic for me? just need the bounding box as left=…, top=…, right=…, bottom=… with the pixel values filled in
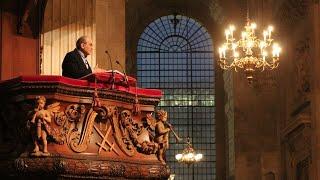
left=62, top=36, right=93, bottom=79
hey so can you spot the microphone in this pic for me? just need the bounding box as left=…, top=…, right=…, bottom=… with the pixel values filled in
left=105, top=50, right=115, bottom=89
left=116, top=60, right=129, bottom=87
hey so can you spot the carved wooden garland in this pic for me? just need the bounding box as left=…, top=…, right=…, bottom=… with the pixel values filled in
left=110, top=107, right=135, bottom=156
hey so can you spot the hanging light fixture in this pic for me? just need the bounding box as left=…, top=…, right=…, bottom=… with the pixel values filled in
left=217, top=0, right=282, bottom=83
left=175, top=137, right=203, bottom=165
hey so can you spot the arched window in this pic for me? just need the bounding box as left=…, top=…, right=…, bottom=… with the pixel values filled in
left=137, top=14, right=215, bottom=180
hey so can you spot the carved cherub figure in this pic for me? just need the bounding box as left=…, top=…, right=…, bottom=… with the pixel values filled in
left=154, top=110, right=171, bottom=164
left=29, top=96, right=59, bottom=156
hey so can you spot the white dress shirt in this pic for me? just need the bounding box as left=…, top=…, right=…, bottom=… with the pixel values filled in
left=77, top=49, right=90, bottom=69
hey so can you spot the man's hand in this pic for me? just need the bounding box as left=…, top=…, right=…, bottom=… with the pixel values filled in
left=93, top=67, right=106, bottom=73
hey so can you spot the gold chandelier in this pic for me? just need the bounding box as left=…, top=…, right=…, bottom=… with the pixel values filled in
left=218, top=6, right=281, bottom=82
left=175, top=138, right=203, bottom=165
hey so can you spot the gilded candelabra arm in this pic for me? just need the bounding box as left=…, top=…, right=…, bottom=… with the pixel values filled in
left=219, top=58, right=233, bottom=70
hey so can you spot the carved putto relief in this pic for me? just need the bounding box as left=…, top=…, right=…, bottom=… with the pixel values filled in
left=27, top=96, right=63, bottom=156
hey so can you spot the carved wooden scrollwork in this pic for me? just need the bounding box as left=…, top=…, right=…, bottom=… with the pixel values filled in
left=112, top=108, right=163, bottom=157
left=50, top=104, right=86, bottom=147
left=53, top=111, right=67, bottom=126
left=109, top=107, right=135, bottom=157
left=65, top=104, right=86, bottom=122
left=68, top=108, right=97, bottom=153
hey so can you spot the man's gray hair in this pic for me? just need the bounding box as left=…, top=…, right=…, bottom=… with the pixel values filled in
left=76, top=36, right=88, bottom=49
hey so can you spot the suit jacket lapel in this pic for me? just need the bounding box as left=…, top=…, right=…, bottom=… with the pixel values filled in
left=74, top=49, right=88, bottom=70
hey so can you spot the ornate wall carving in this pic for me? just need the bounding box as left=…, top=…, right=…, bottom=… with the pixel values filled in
left=281, top=111, right=311, bottom=179
left=276, top=0, right=309, bottom=28
left=275, top=1, right=315, bottom=179
left=276, top=0, right=312, bottom=117
left=293, top=38, right=311, bottom=104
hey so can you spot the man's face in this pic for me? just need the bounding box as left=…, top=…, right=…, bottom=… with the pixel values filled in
left=81, top=38, right=93, bottom=56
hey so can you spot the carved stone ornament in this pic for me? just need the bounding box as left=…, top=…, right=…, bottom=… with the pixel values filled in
left=282, top=110, right=311, bottom=174
left=294, top=38, right=311, bottom=103
left=277, top=0, right=309, bottom=28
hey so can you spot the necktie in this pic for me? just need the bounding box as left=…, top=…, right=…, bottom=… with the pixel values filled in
left=84, top=59, right=89, bottom=69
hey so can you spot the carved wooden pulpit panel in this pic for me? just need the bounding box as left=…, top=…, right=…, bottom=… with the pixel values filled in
left=0, top=75, right=170, bottom=179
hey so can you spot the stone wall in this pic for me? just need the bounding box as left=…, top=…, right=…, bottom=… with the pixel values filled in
left=273, top=0, right=319, bottom=179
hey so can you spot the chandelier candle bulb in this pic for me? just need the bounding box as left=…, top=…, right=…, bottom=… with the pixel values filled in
left=251, top=23, right=257, bottom=29
left=229, top=25, right=235, bottom=39
left=175, top=138, right=203, bottom=165
left=225, top=30, right=230, bottom=40
left=263, top=31, right=268, bottom=41
left=232, top=43, right=237, bottom=51
left=175, top=154, right=183, bottom=161
left=242, top=31, right=246, bottom=40
left=259, top=41, right=265, bottom=51
left=262, top=51, right=267, bottom=61
left=221, top=45, right=227, bottom=58
left=195, top=154, right=203, bottom=161
left=219, top=48, right=222, bottom=58
left=268, top=26, right=273, bottom=39
left=234, top=52, right=239, bottom=58
left=250, top=23, right=257, bottom=34
left=272, top=50, right=276, bottom=57
left=229, top=25, right=235, bottom=31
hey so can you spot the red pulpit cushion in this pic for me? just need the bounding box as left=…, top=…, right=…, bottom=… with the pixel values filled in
left=20, top=75, right=89, bottom=86
left=80, top=71, right=137, bottom=87
left=0, top=75, right=162, bottom=98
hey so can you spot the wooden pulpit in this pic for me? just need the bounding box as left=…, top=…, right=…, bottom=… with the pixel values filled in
left=0, top=74, right=170, bottom=179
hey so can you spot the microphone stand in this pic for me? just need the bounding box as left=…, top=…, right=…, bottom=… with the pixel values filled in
left=105, top=51, right=115, bottom=89
left=116, top=60, right=129, bottom=87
